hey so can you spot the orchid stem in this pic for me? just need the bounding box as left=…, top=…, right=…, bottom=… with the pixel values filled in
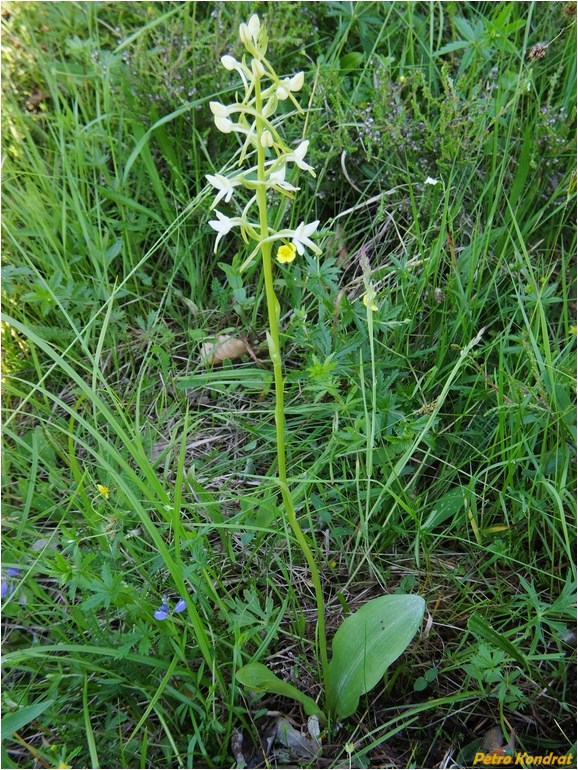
left=253, top=72, right=329, bottom=690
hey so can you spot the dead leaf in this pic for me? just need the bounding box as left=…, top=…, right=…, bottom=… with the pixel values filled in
left=199, top=335, right=249, bottom=366
left=275, top=716, right=322, bottom=760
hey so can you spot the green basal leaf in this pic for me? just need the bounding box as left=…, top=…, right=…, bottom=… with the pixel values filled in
left=236, top=662, right=326, bottom=723
left=1, top=699, right=55, bottom=738
left=326, top=594, right=425, bottom=720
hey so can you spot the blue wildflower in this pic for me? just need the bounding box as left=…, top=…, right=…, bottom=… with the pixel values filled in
left=174, top=598, right=187, bottom=613
left=154, top=593, right=189, bottom=620
left=2, top=567, right=22, bottom=600
left=154, top=601, right=170, bottom=621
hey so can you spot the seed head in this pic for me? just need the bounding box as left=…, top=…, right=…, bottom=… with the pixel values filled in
left=528, top=43, right=548, bottom=61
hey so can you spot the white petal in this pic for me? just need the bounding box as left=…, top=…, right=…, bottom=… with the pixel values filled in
left=239, top=23, right=250, bottom=47
left=247, top=14, right=260, bottom=39
left=300, top=220, right=319, bottom=238
left=424, top=176, right=439, bottom=185
left=214, top=116, right=234, bottom=133
left=221, top=55, right=237, bottom=71
left=295, top=140, right=309, bottom=160
left=209, top=101, right=230, bottom=117
left=289, top=72, right=304, bottom=92
left=269, top=166, right=286, bottom=185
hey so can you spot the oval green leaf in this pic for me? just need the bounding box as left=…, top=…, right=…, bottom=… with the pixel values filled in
left=236, top=662, right=326, bottom=723
left=326, top=594, right=425, bottom=720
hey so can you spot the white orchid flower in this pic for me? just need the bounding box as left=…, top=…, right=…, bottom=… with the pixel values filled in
left=205, top=174, right=241, bottom=208
left=290, top=220, right=321, bottom=255
left=268, top=165, right=299, bottom=193
left=208, top=211, right=244, bottom=252
left=220, top=55, right=251, bottom=92
left=285, top=140, right=315, bottom=175
left=239, top=219, right=321, bottom=272
left=276, top=72, right=304, bottom=100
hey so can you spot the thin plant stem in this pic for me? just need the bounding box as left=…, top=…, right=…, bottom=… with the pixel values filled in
left=253, top=72, right=329, bottom=689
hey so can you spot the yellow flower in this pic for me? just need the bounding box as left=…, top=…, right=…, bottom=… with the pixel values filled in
left=97, top=484, right=110, bottom=500
left=276, top=243, right=297, bottom=264
left=571, top=325, right=577, bottom=335
left=362, top=293, right=378, bottom=312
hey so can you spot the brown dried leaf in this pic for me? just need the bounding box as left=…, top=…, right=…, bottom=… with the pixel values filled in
left=199, top=335, right=249, bottom=366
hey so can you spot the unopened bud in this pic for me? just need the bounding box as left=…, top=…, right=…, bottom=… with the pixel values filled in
left=221, top=55, right=238, bottom=71
left=251, top=58, right=265, bottom=78
left=261, top=130, right=274, bottom=148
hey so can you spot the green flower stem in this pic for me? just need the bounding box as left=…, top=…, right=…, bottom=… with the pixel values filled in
left=253, top=72, right=329, bottom=689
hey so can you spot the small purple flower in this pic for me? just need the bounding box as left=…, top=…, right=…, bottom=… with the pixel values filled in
left=154, top=601, right=170, bottom=621
left=174, top=598, right=187, bottom=613
left=2, top=568, right=22, bottom=600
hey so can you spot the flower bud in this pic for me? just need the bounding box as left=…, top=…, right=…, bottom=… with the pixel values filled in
left=276, top=84, right=290, bottom=100
left=221, top=55, right=238, bottom=71
left=239, top=22, right=251, bottom=48
left=247, top=14, right=261, bottom=41
left=239, top=14, right=261, bottom=51
left=261, top=130, right=274, bottom=148
left=251, top=58, right=265, bottom=78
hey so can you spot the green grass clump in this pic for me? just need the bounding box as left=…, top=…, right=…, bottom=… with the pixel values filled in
left=2, top=2, right=576, bottom=768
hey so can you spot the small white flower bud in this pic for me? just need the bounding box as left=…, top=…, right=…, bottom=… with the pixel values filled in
left=261, top=130, right=274, bottom=148
left=276, top=85, right=290, bottom=100
left=239, top=14, right=261, bottom=51
left=251, top=58, right=265, bottom=78
left=247, top=14, right=261, bottom=40
left=239, top=23, right=251, bottom=48
left=221, top=55, right=238, bottom=71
